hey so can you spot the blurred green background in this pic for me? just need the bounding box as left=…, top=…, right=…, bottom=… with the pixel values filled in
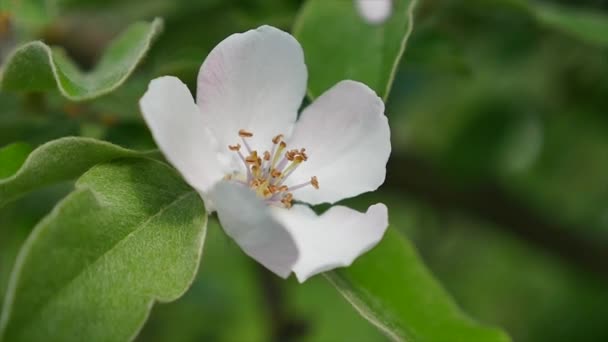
left=2, top=0, right=608, bottom=341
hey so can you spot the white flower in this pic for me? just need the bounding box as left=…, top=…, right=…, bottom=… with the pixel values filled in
left=139, top=25, right=390, bottom=282
left=355, top=0, right=393, bottom=25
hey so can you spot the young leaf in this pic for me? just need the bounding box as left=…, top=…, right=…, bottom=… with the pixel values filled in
left=0, top=137, right=159, bottom=208
left=293, top=0, right=417, bottom=100
left=0, top=18, right=163, bottom=101
left=326, top=228, right=511, bottom=342
left=0, top=158, right=206, bottom=342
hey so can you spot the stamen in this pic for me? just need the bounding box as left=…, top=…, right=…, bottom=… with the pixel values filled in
left=245, top=151, right=259, bottom=164
left=238, top=129, right=253, bottom=137
left=239, top=129, right=253, bottom=153
left=236, top=149, right=252, bottom=181
left=281, top=193, right=294, bottom=208
left=252, top=164, right=261, bottom=178
left=274, top=156, right=289, bottom=174
left=300, top=148, right=308, bottom=161
left=272, top=141, right=287, bottom=168
left=311, top=176, right=319, bottom=189
left=270, top=169, right=282, bottom=178
left=281, top=156, right=303, bottom=179
left=265, top=137, right=279, bottom=176
left=226, top=130, right=318, bottom=208
left=288, top=177, right=320, bottom=192
left=241, top=138, right=252, bottom=154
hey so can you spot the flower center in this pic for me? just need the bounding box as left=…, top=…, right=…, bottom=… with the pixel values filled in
left=225, top=129, right=319, bottom=208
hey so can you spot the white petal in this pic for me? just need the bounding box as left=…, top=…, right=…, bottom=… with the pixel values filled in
left=287, top=80, right=390, bottom=205
left=140, top=76, right=224, bottom=198
left=355, top=0, right=393, bottom=24
left=197, top=25, right=307, bottom=152
left=211, top=181, right=299, bottom=278
left=271, top=203, right=389, bottom=282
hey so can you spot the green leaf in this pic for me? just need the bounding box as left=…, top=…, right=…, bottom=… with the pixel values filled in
left=0, top=158, right=206, bottom=342
left=0, top=143, right=32, bottom=179
left=0, top=18, right=163, bottom=101
left=326, top=228, right=511, bottom=342
left=530, top=2, right=608, bottom=48
left=0, top=137, right=159, bottom=208
left=293, top=0, right=417, bottom=100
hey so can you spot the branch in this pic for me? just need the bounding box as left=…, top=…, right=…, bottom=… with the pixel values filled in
left=256, top=266, right=308, bottom=341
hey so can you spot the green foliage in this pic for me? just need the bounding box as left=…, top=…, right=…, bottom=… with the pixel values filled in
left=285, top=275, right=386, bottom=342
left=2, top=0, right=608, bottom=341
left=138, top=220, right=271, bottom=342
left=0, top=158, right=207, bottom=342
left=294, top=0, right=417, bottom=99
left=0, top=143, right=31, bottom=178
left=0, top=18, right=163, bottom=101
left=0, top=0, right=57, bottom=36
left=0, top=137, right=158, bottom=208
left=326, top=228, right=511, bottom=342
left=531, top=2, right=608, bottom=47
left=295, top=1, right=509, bottom=338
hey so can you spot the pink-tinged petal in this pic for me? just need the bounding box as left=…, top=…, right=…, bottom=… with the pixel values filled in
left=287, top=80, right=390, bottom=205
left=356, top=0, right=393, bottom=24
left=139, top=76, right=224, bottom=199
left=271, top=203, right=389, bottom=282
left=197, top=25, right=307, bottom=152
left=211, top=181, right=299, bottom=278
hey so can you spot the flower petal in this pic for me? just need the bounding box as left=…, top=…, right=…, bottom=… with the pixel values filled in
left=197, top=25, right=307, bottom=152
left=211, top=181, right=299, bottom=278
left=287, top=80, right=390, bottom=205
left=271, top=203, right=389, bottom=282
left=140, top=76, right=224, bottom=198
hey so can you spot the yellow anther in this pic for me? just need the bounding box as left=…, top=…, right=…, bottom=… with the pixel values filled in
left=300, top=149, right=308, bottom=161
left=271, top=169, right=282, bottom=178
left=227, top=130, right=314, bottom=208
left=272, top=134, right=284, bottom=144
left=239, top=129, right=253, bottom=138
left=281, top=193, right=294, bottom=208
left=311, top=176, right=319, bottom=189
left=245, top=151, right=259, bottom=164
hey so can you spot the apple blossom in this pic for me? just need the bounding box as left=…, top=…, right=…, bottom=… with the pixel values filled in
left=139, top=25, right=390, bottom=282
